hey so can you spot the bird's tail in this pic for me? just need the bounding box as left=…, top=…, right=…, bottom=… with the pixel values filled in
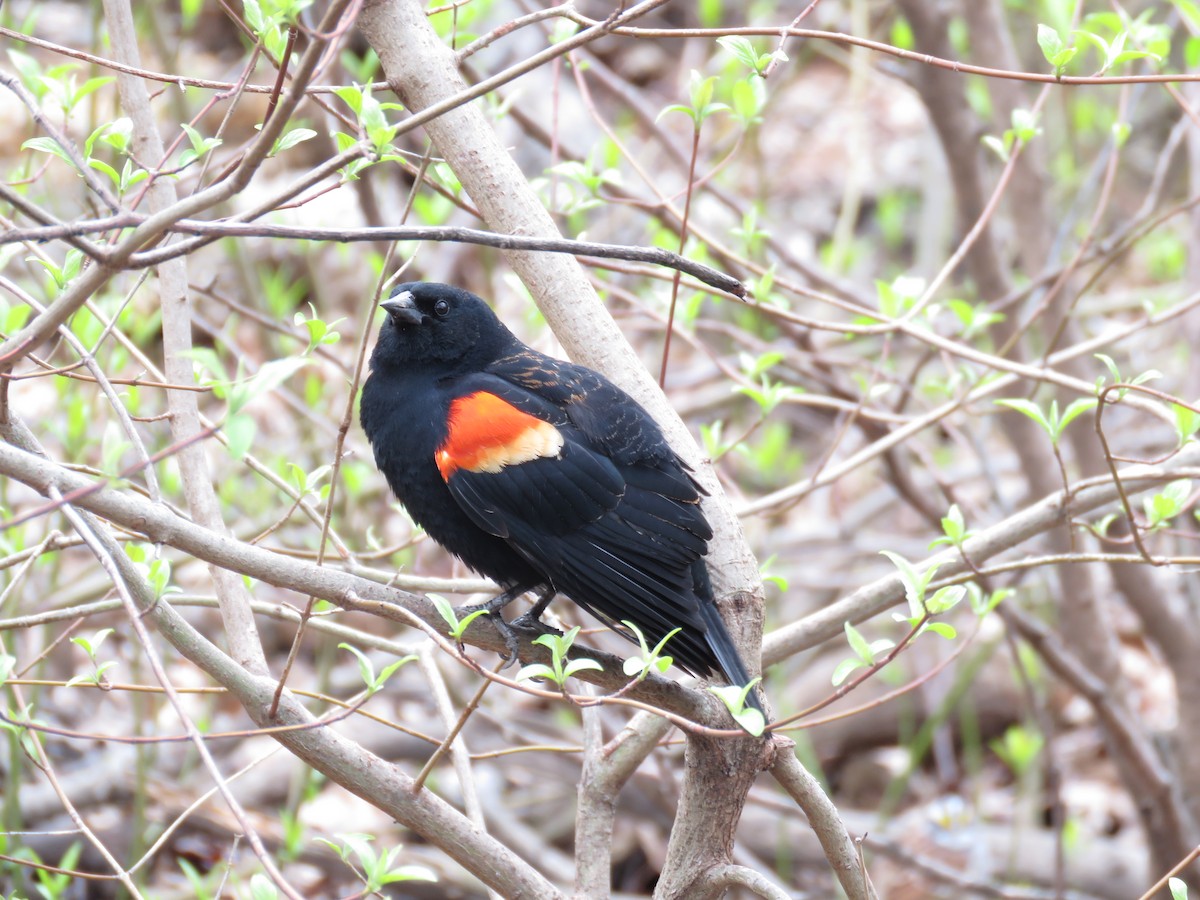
left=693, top=562, right=766, bottom=717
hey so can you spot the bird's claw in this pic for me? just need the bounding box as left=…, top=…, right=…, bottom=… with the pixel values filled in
left=496, top=619, right=522, bottom=669
left=509, top=612, right=561, bottom=637
left=453, top=603, right=523, bottom=668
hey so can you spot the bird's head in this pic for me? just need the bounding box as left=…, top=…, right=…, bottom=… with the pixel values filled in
left=371, top=281, right=514, bottom=369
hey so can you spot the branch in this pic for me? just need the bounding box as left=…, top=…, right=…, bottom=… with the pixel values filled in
left=764, top=441, right=1200, bottom=662
left=0, top=428, right=722, bottom=723
left=770, top=752, right=876, bottom=900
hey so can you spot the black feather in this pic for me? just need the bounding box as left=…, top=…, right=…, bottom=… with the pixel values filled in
left=360, top=281, right=764, bottom=717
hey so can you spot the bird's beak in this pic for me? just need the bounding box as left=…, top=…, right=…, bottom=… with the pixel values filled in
left=381, top=291, right=423, bottom=326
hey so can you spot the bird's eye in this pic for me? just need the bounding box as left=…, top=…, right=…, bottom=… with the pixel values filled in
left=433, top=299, right=450, bottom=317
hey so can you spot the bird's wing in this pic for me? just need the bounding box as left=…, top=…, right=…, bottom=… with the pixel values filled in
left=489, top=351, right=701, bottom=486
left=433, top=378, right=624, bottom=536
left=434, top=373, right=720, bottom=672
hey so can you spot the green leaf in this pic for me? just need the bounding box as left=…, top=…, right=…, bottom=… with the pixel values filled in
left=941, top=504, right=966, bottom=544
left=230, top=356, right=309, bottom=414
left=515, top=662, right=558, bottom=683
left=430, top=595, right=488, bottom=639
left=1037, top=23, right=1065, bottom=63
left=379, top=864, right=437, bottom=884
left=178, top=123, right=221, bottom=167
left=926, top=585, right=965, bottom=615
left=831, top=657, right=863, bottom=686
left=731, top=78, right=766, bottom=124
left=339, top=643, right=376, bottom=688
left=243, top=0, right=266, bottom=34
left=1170, top=876, right=1189, bottom=900
left=332, top=85, right=364, bottom=117
left=981, top=134, right=1010, bottom=162
left=8, top=49, right=44, bottom=96
left=224, top=413, right=256, bottom=459
left=923, top=621, right=958, bottom=640
left=249, top=873, right=278, bottom=900
left=429, top=594, right=457, bottom=629
left=72, top=75, right=115, bottom=107
left=1010, top=108, right=1042, bottom=143
left=562, top=658, right=603, bottom=678
left=991, top=724, right=1044, bottom=776
left=1056, top=397, right=1098, bottom=435
left=732, top=706, right=765, bottom=735
left=1094, top=352, right=1121, bottom=386
left=272, top=126, right=317, bottom=156
left=1172, top=402, right=1200, bottom=443
left=657, top=102, right=696, bottom=124
left=451, top=609, right=492, bottom=638
left=619, top=621, right=679, bottom=679
left=879, top=550, right=935, bottom=617
left=22, top=136, right=77, bottom=170
left=708, top=678, right=765, bottom=735
left=88, top=157, right=120, bottom=186
left=843, top=621, right=873, bottom=663
left=1144, top=479, right=1191, bottom=527
left=970, top=586, right=1011, bottom=617
left=373, top=655, right=415, bottom=691
left=622, top=656, right=646, bottom=677
left=717, top=36, right=762, bottom=72
left=995, top=398, right=1052, bottom=437
left=689, top=71, right=715, bottom=110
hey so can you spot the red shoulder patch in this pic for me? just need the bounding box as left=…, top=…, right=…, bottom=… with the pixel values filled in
left=437, top=392, right=564, bottom=480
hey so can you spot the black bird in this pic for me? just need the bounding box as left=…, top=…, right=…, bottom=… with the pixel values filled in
left=360, top=281, right=762, bottom=714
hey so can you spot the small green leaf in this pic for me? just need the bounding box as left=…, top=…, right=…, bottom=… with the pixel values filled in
left=224, top=413, right=256, bottom=459
left=332, top=85, right=364, bottom=116
left=271, top=127, right=317, bottom=156
left=926, top=585, right=966, bottom=615
left=879, top=550, right=935, bottom=617
left=430, top=594, right=488, bottom=639
left=1037, top=23, right=1065, bottom=63
left=717, top=36, right=762, bottom=72
left=844, top=621, right=874, bottom=663
left=991, top=724, right=1044, bottom=776
left=831, top=657, right=864, bottom=686
left=995, top=398, right=1052, bottom=437
left=981, top=134, right=1010, bottom=162
left=709, top=679, right=765, bottom=735
left=562, top=658, right=603, bottom=677
left=1010, top=107, right=1042, bottom=143
left=339, top=643, right=376, bottom=687
left=923, top=621, right=958, bottom=640
left=249, top=873, right=278, bottom=900
left=1172, top=402, right=1200, bottom=444
left=940, top=504, right=966, bottom=544
left=515, top=662, right=557, bottom=683
left=374, top=655, right=415, bottom=690
left=1144, top=479, right=1191, bottom=527
left=1056, top=397, right=1098, bottom=435
left=243, top=0, right=266, bottom=34
left=970, top=586, right=1011, bottom=617
left=23, top=136, right=77, bottom=169
left=88, top=157, right=121, bottom=186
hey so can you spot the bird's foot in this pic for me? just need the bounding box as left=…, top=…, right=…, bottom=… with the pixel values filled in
left=508, top=611, right=561, bottom=637
left=453, top=585, right=556, bottom=669
left=452, top=603, right=523, bottom=668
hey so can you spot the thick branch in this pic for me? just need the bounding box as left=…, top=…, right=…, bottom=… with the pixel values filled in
left=0, top=431, right=719, bottom=722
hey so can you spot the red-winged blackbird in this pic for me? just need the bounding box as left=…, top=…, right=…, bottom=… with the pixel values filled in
left=360, top=281, right=762, bottom=713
